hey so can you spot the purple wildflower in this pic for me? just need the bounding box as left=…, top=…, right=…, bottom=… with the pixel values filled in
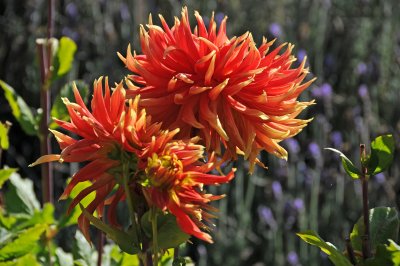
left=272, top=181, right=283, bottom=200
left=287, top=251, right=299, bottom=265
left=269, top=22, right=282, bottom=37
left=308, top=142, right=321, bottom=158
left=358, top=84, right=369, bottom=98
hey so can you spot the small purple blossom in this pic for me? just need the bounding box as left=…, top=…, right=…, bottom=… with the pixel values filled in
left=330, top=131, right=343, bottom=148
left=272, top=181, right=283, bottom=200
left=320, top=83, right=332, bottom=98
left=297, top=49, right=307, bottom=62
left=287, top=251, right=299, bottom=265
left=293, top=198, right=304, bottom=211
left=120, top=3, right=130, bottom=21
left=308, top=142, right=321, bottom=158
left=269, top=22, right=282, bottom=37
left=374, top=173, right=386, bottom=184
left=65, top=3, right=78, bottom=18
left=61, top=27, right=79, bottom=42
left=258, top=206, right=277, bottom=229
left=324, top=54, right=335, bottom=68
left=215, top=12, right=225, bottom=26
left=311, top=83, right=332, bottom=100
left=287, top=138, right=301, bottom=154
left=358, top=84, right=369, bottom=98
left=356, top=62, right=368, bottom=75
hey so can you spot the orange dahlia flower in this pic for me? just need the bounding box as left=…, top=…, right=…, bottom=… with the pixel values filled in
left=139, top=131, right=235, bottom=243
left=30, top=78, right=133, bottom=238
left=119, top=7, right=315, bottom=172
left=31, top=77, right=234, bottom=243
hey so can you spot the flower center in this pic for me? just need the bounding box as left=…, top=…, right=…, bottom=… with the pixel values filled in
left=144, top=153, right=183, bottom=190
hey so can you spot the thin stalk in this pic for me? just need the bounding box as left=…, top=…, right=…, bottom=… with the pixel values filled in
left=345, top=238, right=357, bottom=265
left=151, top=208, right=159, bottom=266
left=174, top=247, right=179, bottom=260
left=37, top=0, right=55, bottom=204
left=360, top=144, right=371, bottom=259
left=121, top=161, right=148, bottom=266
left=97, top=219, right=105, bottom=266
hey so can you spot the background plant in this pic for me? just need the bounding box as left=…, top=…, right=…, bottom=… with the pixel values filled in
left=1, top=0, right=400, bottom=265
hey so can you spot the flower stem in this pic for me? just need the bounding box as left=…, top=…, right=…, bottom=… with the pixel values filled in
left=174, top=247, right=179, bottom=260
left=345, top=237, right=356, bottom=265
left=121, top=159, right=148, bottom=265
left=97, top=218, right=105, bottom=266
left=360, top=144, right=371, bottom=259
left=151, top=208, right=159, bottom=266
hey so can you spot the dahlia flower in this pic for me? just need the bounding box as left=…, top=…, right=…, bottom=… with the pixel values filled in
left=119, top=7, right=315, bottom=172
left=30, top=78, right=132, bottom=239
left=31, top=77, right=234, bottom=243
left=139, top=131, right=235, bottom=243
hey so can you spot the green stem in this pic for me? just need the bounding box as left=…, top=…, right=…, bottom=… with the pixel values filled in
left=151, top=208, right=159, bottom=266
left=121, top=160, right=146, bottom=265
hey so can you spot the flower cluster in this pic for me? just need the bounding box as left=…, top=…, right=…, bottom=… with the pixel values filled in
left=31, top=78, right=233, bottom=242
left=32, top=6, right=313, bottom=254
left=119, top=7, right=314, bottom=172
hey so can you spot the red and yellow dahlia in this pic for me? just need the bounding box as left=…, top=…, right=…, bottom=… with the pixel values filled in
left=139, top=131, right=234, bottom=243
left=30, top=78, right=132, bottom=239
left=119, top=7, right=315, bottom=172
left=31, top=77, right=234, bottom=243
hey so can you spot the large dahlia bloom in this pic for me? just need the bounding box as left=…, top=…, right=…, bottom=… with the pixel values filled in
left=119, top=7, right=315, bottom=172
left=31, top=77, right=234, bottom=243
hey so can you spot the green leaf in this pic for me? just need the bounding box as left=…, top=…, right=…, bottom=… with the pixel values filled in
left=58, top=179, right=96, bottom=228
left=297, top=230, right=353, bottom=266
left=80, top=204, right=140, bottom=254
left=325, top=148, right=361, bottom=179
left=350, top=207, right=399, bottom=252
left=4, top=172, right=40, bottom=215
left=0, top=253, right=41, bottom=266
left=14, top=203, right=55, bottom=231
left=0, top=213, right=17, bottom=230
left=172, top=257, right=189, bottom=266
left=368, top=135, right=395, bottom=175
left=365, top=240, right=400, bottom=266
left=0, top=121, right=11, bottom=150
left=0, top=223, right=46, bottom=261
left=53, top=37, right=77, bottom=80
left=0, top=168, right=17, bottom=189
left=50, top=80, right=89, bottom=129
left=141, top=211, right=190, bottom=250
left=109, top=245, right=140, bottom=266
left=73, top=230, right=95, bottom=266
left=0, top=80, right=38, bottom=136
left=55, top=247, right=74, bottom=266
